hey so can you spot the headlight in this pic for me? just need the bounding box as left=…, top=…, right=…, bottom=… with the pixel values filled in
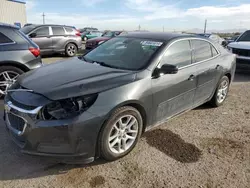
left=38, top=94, right=98, bottom=120
left=98, top=41, right=104, bottom=45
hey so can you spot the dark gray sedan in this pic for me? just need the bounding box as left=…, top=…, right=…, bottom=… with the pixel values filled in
left=4, top=32, right=236, bottom=163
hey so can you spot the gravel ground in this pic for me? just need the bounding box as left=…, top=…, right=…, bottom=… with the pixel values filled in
left=0, top=66, right=249, bottom=187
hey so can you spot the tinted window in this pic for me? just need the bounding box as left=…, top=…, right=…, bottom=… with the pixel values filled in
left=84, top=37, right=163, bottom=70
left=65, top=27, right=73, bottom=33
left=162, top=40, right=191, bottom=67
left=0, top=32, right=13, bottom=44
left=192, top=40, right=212, bottom=62
left=34, top=27, right=49, bottom=36
left=52, top=27, right=65, bottom=35
left=237, top=31, right=250, bottom=42
left=20, top=25, right=36, bottom=34
left=211, top=45, right=218, bottom=56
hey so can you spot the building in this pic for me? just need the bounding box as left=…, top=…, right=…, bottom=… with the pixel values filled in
left=0, top=0, right=27, bottom=27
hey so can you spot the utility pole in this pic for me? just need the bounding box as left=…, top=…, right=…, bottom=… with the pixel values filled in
left=163, top=26, right=164, bottom=32
left=42, top=12, right=45, bottom=24
left=204, top=19, right=207, bottom=34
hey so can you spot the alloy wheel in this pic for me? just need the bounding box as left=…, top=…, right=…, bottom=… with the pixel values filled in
left=0, top=71, right=19, bottom=95
left=67, top=45, right=76, bottom=56
left=108, top=115, right=139, bottom=154
left=217, top=79, right=229, bottom=103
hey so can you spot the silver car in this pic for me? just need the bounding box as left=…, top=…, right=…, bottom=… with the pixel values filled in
left=20, top=24, right=82, bottom=57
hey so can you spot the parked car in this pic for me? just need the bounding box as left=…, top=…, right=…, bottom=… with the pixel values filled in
left=0, top=23, right=42, bottom=96
left=224, top=35, right=240, bottom=46
left=81, top=31, right=103, bottom=41
left=79, top=27, right=98, bottom=34
left=85, top=31, right=123, bottom=50
left=227, top=30, right=250, bottom=71
left=4, top=32, right=236, bottom=163
left=197, top=33, right=225, bottom=46
left=20, top=24, right=82, bottom=57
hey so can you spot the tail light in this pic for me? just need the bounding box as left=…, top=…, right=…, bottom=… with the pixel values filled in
left=76, top=30, right=81, bottom=36
left=29, top=47, right=40, bottom=57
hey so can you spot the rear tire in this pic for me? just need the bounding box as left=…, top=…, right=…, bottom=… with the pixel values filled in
left=65, top=43, right=77, bottom=57
left=210, top=76, right=230, bottom=107
left=0, top=66, right=24, bottom=97
left=99, top=106, right=143, bottom=161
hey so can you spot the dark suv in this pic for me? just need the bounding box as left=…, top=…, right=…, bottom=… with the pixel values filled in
left=20, top=24, right=82, bottom=57
left=0, top=23, right=42, bottom=96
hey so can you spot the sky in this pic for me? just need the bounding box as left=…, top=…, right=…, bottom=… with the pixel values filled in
left=25, top=0, right=250, bottom=32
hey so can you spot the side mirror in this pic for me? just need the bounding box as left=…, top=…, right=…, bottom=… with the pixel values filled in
left=153, top=64, right=178, bottom=78
left=29, top=33, right=37, bottom=38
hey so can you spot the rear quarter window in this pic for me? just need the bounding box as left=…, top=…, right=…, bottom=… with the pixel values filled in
left=0, top=32, right=13, bottom=44
left=65, top=27, right=74, bottom=33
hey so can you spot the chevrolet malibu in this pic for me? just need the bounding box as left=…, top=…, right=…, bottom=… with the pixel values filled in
left=4, top=32, right=236, bottom=163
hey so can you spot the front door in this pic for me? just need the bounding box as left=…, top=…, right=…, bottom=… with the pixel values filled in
left=151, top=40, right=197, bottom=124
left=30, top=26, right=52, bottom=54
left=190, top=39, right=223, bottom=105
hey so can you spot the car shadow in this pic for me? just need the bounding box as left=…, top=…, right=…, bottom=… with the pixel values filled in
left=143, top=129, right=202, bottom=163
left=234, top=72, right=250, bottom=83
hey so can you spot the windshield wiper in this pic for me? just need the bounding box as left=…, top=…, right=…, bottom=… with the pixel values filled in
left=93, top=61, right=115, bottom=68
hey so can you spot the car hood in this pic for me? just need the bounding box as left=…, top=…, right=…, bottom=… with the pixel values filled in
left=228, top=42, right=250, bottom=50
left=87, top=36, right=111, bottom=42
left=18, top=57, right=136, bottom=100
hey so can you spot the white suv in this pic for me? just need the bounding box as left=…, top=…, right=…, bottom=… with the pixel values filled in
left=228, top=30, right=250, bottom=71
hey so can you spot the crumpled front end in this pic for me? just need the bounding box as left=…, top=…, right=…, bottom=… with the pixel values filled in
left=3, top=89, right=104, bottom=163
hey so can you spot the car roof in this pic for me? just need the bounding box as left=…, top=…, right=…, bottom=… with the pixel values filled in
left=121, top=32, right=196, bottom=41
left=0, top=22, right=19, bottom=29
left=28, top=24, right=75, bottom=28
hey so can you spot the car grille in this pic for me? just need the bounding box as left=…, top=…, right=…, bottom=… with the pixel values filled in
left=7, top=113, right=26, bottom=132
left=232, top=48, right=250, bottom=57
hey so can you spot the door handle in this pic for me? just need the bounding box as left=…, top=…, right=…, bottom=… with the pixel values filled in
left=216, top=65, right=221, bottom=70
left=188, top=75, right=195, bottom=81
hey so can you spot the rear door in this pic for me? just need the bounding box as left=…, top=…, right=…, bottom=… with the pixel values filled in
left=191, top=39, right=222, bottom=105
left=29, top=26, right=52, bottom=53
left=51, top=26, right=67, bottom=52
left=151, top=39, right=197, bottom=123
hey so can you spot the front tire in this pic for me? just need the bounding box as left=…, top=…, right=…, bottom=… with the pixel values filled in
left=65, top=43, right=77, bottom=57
left=99, top=106, right=143, bottom=161
left=210, top=76, right=230, bottom=107
left=0, top=66, right=24, bottom=97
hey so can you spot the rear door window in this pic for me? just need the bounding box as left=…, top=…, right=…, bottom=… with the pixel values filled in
left=191, top=40, right=212, bottom=62
left=161, top=40, right=192, bottom=68
left=51, top=27, right=65, bottom=35
left=33, top=27, right=49, bottom=37
left=0, top=32, right=13, bottom=44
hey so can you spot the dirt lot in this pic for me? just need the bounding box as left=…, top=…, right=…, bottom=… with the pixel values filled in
left=0, top=58, right=249, bottom=187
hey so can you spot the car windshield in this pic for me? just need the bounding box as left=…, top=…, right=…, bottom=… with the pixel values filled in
left=237, top=31, right=250, bottom=42
left=20, top=25, right=36, bottom=34
left=102, top=32, right=114, bottom=37
left=83, top=37, right=164, bottom=70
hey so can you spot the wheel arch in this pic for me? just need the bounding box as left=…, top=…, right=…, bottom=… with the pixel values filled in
left=0, top=61, right=30, bottom=72
left=64, top=41, right=78, bottom=50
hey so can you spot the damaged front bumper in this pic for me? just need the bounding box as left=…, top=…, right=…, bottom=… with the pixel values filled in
left=4, top=92, right=104, bottom=163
